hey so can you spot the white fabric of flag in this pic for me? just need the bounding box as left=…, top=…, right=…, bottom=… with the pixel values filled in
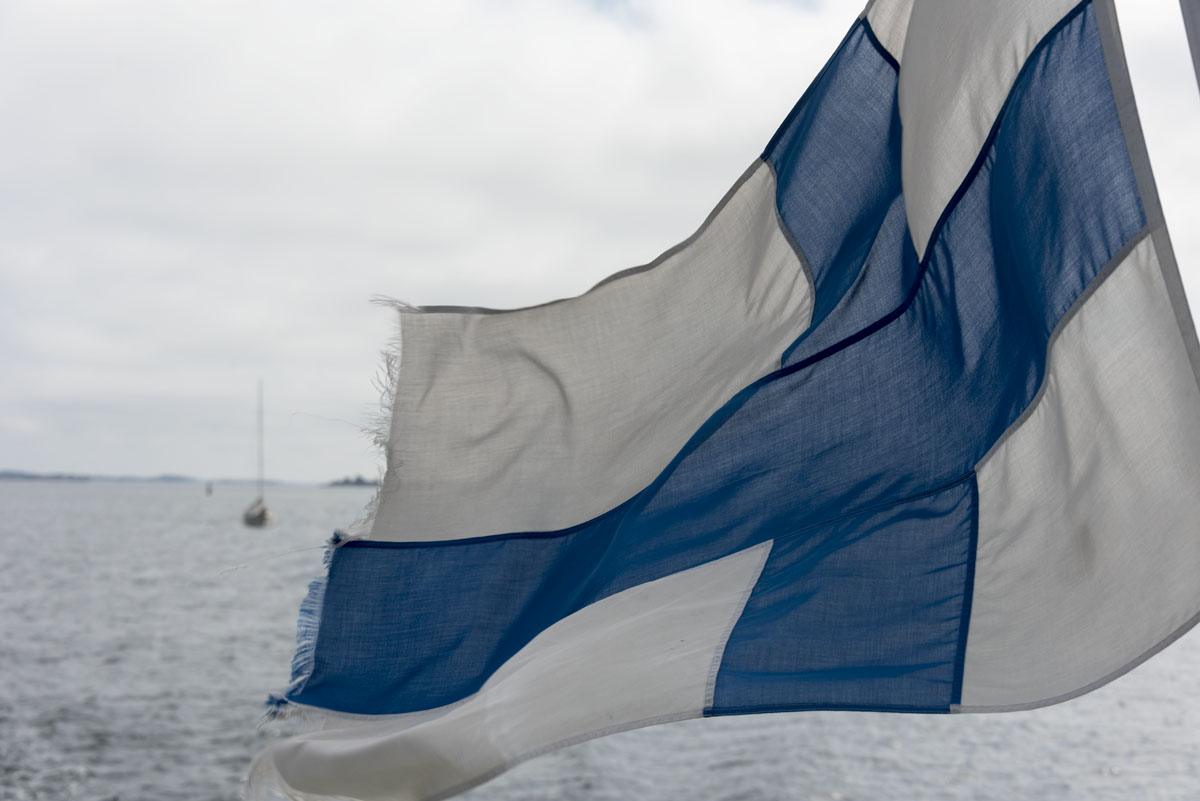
left=247, top=2, right=1200, bottom=799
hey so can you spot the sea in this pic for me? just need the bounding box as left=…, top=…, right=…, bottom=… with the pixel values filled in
left=2, top=479, right=1199, bottom=801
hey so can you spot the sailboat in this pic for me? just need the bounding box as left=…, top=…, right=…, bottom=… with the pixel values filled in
left=243, top=380, right=271, bottom=528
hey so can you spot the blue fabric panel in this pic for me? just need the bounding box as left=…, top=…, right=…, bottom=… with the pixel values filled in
left=783, top=193, right=918, bottom=365
left=982, top=6, right=1145, bottom=335
left=712, top=477, right=976, bottom=714
left=289, top=4, right=1145, bottom=718
left=297, top=529, right=614, bottom=714
left=764, top=23, right=902, bottom=333
left=711, top=4, right=1142, bottom=709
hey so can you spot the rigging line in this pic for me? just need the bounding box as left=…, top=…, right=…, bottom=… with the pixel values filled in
left=1181, top=0, right=1200, bottom=96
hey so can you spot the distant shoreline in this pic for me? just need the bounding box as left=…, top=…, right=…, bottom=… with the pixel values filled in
left=0, top=469, right=377, bottom=487
left=327, top=475, right=380, bottom=488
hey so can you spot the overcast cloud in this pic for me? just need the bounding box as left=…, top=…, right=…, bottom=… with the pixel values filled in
left=0, top=0, right=1196, bottom=482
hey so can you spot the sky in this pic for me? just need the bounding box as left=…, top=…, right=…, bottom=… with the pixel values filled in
left=0, top=0, right=1196, bottom=483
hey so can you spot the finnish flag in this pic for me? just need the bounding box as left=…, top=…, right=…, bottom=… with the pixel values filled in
left=248, top=1, right=1200, bottom=798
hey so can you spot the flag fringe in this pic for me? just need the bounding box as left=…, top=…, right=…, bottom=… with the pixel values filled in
left=260, top=299, right=418, bottom=726
left=343, top=296, right=418, bottom=539
left=261, top=531, right=343, bottom=727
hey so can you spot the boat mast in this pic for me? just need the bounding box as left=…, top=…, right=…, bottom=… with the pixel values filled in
left=256, top=379, right=265, bottom=499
